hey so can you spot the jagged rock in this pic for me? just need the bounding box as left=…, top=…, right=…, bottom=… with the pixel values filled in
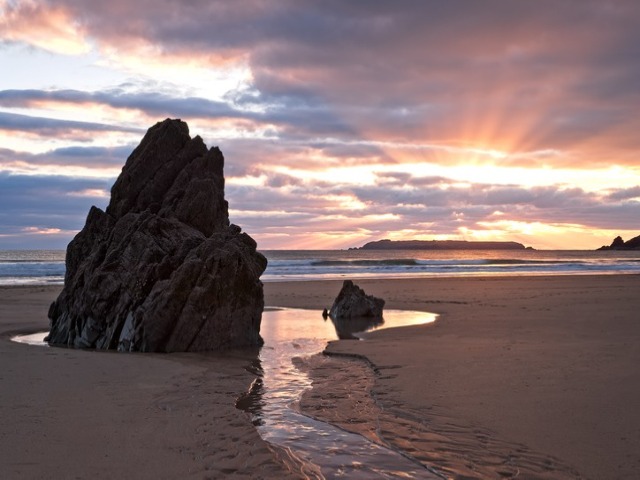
left=329, top=280, right=385, bottom=319
left=46, top=119, right=267, bottom=352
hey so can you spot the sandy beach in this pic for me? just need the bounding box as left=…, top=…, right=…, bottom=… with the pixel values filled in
left=0, top=286, right=296, bottom=480
left=266, top=275, right=640, bottom=479
left=2, top=275, right=639, bottom=479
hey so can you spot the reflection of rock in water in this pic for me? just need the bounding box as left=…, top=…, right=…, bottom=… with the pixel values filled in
left=329, top=315, right=384, bottom=339
left=236, top=379, right=265, bottom=426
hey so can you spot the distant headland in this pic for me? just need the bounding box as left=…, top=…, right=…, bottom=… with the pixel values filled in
left=597, top=234, right=640, bottom=250
left=353, top=239, right=530, bottom=250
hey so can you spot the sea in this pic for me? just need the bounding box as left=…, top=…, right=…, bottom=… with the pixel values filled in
left=1, top=248, right=639, bottom=286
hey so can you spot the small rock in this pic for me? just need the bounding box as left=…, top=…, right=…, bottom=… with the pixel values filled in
left=329, top=280, right=385, bottom=319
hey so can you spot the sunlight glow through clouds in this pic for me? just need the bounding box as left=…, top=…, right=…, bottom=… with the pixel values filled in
left=65, top=188, right=109, bottom=198
left=97, top=50, right=254, bottom=102
left=21, top=227, right=62, bottom=235
left=473, top=221, right=640, bottom=250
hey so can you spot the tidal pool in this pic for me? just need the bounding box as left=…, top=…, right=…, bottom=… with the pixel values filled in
left=236, top=307, right=442, bottom=479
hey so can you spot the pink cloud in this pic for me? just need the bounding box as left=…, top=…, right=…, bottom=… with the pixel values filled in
left=0, top=0, right=90, bottom=54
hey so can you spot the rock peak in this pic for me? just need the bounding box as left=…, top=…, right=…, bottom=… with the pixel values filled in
left=106, top=118, right=228, bottom=236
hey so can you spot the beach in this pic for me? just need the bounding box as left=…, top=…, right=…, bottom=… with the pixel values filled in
left=266, top=275, right=640, bottom=479
left=1, top=275, right=639, bottom=478
left=0, top=286, right=297, bottom=480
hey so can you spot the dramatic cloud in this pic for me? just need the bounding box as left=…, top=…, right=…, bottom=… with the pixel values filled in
left=1, top=1, right=639, bottom=249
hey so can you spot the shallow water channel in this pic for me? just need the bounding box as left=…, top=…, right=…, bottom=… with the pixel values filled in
left=236, top=308, right=442, bottom=479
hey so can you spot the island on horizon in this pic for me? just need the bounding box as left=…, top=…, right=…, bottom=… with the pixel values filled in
left=354, top=239, right=530, bottom=250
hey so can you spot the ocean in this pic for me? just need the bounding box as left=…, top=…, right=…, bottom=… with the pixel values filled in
left=1, top=249, right=639, bottom=286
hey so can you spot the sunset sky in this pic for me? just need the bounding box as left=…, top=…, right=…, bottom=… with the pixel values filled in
left=1, top=1, right=639, bottom=250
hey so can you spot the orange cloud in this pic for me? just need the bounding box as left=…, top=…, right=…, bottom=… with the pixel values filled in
left=0, top=0, right=90, bottom=55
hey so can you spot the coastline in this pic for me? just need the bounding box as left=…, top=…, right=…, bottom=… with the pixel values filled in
left=1, top=275, right=639, bottom=478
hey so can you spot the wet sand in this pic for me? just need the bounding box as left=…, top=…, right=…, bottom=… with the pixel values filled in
left=265, top=275, right=640, bottom=479
left=0, top=286, right=296, bottom=480
left=2, top=275, right=639, bottom=479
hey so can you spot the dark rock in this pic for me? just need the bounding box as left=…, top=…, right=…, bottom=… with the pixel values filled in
left=611, top=236, right=625, bottom=248
left=597, top=234, right=640, bottom=250
left=329, top=280, right=385, bottom=319
left=47, top=119, right=267, bottom=352
left=627, top=235, right=640, bottom=249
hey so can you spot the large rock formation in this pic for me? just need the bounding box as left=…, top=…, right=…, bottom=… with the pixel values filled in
left=47, top=119, right=267, bottom=352
left=329, top=280, right=385, bottom=319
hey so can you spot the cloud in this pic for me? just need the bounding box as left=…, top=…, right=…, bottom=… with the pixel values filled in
left=0, top=88, right=241, bottom=120
left=0, top=0, right=90, bottom=55
left=5, top=1, right=640, bottom=166
left=0, top=173, right=110, bottom=235
left=4, top=2, right=638, bottom=151
left=0, top=145, right=133, bottom=169
left=0, top=87, right=358, bottom=141
left=607, top=186, right=640, bottom=201
left=0, top=111, right=143, bottom=137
